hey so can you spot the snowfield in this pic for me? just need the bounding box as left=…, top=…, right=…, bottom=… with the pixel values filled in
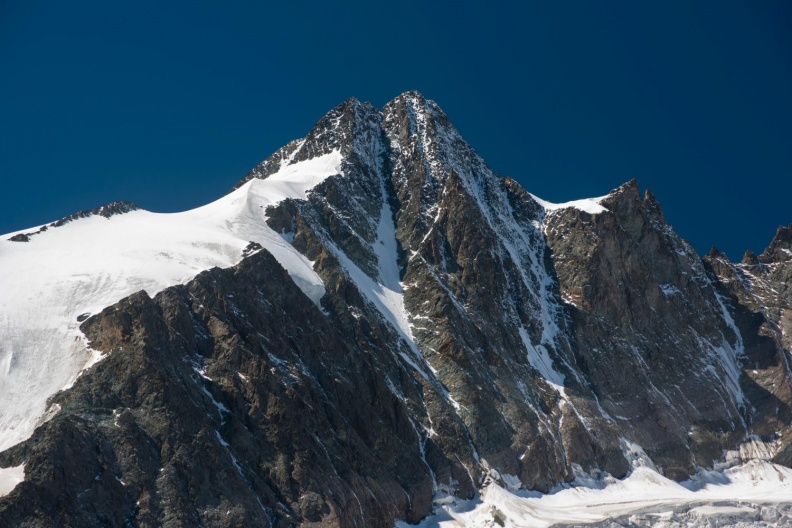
left=399, top=455, right=792, bottom=527
left=0, top=151, right=342, bottom=461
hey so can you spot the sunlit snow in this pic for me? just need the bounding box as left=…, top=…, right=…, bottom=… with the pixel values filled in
left=0, top=151, right=342, bottom=453
left=0, top=464, right=24, bottom=497
left=399, top=444, right=792, bottom=527
left=529, top=193, right=609, bottom=215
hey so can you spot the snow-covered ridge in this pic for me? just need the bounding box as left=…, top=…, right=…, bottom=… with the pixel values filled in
left=6, top=201, right=141, bottom=242
left=529, top=193, right=609, bottom=215
left=0, top=151, right=342, bottom=455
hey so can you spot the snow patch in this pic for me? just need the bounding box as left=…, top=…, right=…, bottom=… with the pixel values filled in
left=708, top=289, right=747, bottom=408
left=0, top=464, right=24, bottom=497
left=518, top=327, right=564, bottom=391
left=620, top=437, right=659, bottom=472
left=529, top=194, right=609, bottom=215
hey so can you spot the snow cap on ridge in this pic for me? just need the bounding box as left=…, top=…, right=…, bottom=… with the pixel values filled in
left=528, top=193, right=609, bottom=215
left=7, top=200, right=142, bottom=242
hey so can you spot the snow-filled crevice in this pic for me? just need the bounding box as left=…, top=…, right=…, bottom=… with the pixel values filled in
left=399, top=95, right=605, bottom=475
left=318, top=151, right=466, bottom=416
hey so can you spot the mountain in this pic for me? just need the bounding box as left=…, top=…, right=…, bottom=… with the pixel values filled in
left=0, top=91, right=791, bottom=527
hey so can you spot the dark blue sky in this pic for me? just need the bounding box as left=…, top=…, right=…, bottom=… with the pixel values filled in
left=2, top=1, right=790, bottom=259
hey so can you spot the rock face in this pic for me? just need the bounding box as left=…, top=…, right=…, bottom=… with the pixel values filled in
left=702, top=225, right=792, bottom=466
left=1, top=91, right=791, bottom=527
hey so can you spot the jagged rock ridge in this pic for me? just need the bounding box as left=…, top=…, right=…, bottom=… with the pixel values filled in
left=8, top=201, right=140, bottom=242
left=0, top=91, right=790, bottom=527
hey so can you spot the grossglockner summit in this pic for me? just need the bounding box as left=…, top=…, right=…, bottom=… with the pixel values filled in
left=1, top=92, right=791, bottom=527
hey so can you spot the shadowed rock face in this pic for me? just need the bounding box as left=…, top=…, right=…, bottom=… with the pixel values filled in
left=542, top=182, right=751, bottom=478
left=0, top=251, right=446, bottom=527
left=1, top=92, right=791, bottom=527
left=703, top=224, right=792, bottom=466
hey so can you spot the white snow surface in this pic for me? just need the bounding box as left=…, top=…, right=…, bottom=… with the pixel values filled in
left=0, top=464, right=24, bottom=497
left=529, top=193, right=609, bottom=215
left=399, top=458, right=792, bottom=527
left=0, top=151, right=342, bottom=452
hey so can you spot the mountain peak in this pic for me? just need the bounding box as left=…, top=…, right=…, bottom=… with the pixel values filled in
left=599, top=178, right=640, bottom=206
left=742, top=249, right=761, bottom=266
left=235, top=96, right=380, bottom=189
left=599, top=178, right=641, bottom=213
left=4, top=92, right=792, bottom=527
left=615, top=178, right=640, bottom=197
left=706, top=246, right=728, bottom=260
left=382, top=90, right=452, bottom=128
left=325, top=95, right=377, bottom=119
left=385, top=89, right=427, bottom=107
left=642, top=188, right=666, bottom=222
left=760, top=224, right=792, bottom=262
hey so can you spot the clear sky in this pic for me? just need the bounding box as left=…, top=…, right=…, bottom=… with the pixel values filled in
left=2, top=1, right=790, bottom=260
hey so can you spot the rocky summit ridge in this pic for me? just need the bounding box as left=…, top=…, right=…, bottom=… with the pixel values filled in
left=0, top=91, right=791, bottom=527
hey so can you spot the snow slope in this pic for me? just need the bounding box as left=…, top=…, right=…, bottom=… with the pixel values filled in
left=400, top=459, right=792, bottom=527
left=0, top=465, right=24, bottom=497
left=529, top=193, right=608, bottom=215
left=0, top=151, right=342, bottom=453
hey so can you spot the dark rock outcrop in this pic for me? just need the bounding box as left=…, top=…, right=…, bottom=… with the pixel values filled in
left=6, top=201, right=141, bottom=243
left=0, top=250, right=443, bottom=527
left=703, top=223, right=792, bottom=465
left=50, top=200, right=141, bottom=227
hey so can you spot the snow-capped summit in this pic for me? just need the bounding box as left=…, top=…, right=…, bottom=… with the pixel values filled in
left=1, top=92, right=791, bottom=527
